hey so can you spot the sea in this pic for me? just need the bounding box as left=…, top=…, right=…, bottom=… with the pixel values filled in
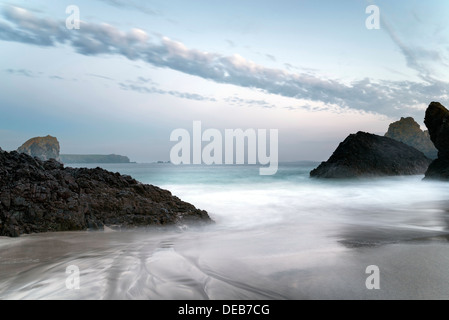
left=1, top=162, right=449, bottom=300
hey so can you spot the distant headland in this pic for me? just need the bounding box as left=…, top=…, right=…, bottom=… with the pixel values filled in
left=16, top=135, right=132, bottom=164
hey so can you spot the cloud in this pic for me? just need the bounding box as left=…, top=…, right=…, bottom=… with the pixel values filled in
left=49, top=75, right=64, bottom=80
left=87, top=73, right=115, bottom=81
left=97, top=0, right=159, bottom=16
left=225, top=39, right=236, bottom=47
left=265, top=54, right=276, bottom=62
left=5, top=68, right=35, bottom=77
left=381, top=15, right=449, bottom=82
left=1, top=5, right=448, bottom=119
left=224, top=96, right=275, bottom=109
left=1, top=5, right=67, bottom=46
left=6, top=67, right=66, bottom=80
left=137, top=76, right=154, bottom=84
left=119, top=83, right=217, bottom=102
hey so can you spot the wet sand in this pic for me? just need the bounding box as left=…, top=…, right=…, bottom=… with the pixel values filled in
left=1, top=226, right=449, bottom=300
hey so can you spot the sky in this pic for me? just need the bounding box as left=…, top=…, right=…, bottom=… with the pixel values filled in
left=1, top=0, right=449, bottom=162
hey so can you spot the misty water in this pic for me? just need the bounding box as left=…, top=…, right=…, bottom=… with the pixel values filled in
left=1, top=163, right=449, bottom=300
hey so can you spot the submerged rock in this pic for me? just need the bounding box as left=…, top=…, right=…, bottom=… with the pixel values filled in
left=0, top=149, right=212, bottom=237
left=385, top=117, right=437, bottom=159
left=17, top=135, right=60, bottom=162
left=310, top=132, right=431, bottom=179
left=424, top=102, right=449, bottom=180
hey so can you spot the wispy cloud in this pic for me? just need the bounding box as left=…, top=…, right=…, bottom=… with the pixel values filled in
left=136, top=76, right=154, bottom=84
left=119, top=83, right=217, bottom=102
left=1, top=5, right=448, bottom=119
left=6, top=67, right=66, bottom=80
left=265, top=54, right=276, bottom=62
left=97, top=0, right=159, bottom=16
left=225, top=39, right=236, bottom=48
left=86, top=73, right=115, bottom=81
left=381, top=14, right=449, bottom=82
left=224, top=96, right=275, bottom=109
left=49, top=75, right=64, bottom=80
left=121, top=82, right=275, bottom=108
left=5, top=68, right=35, bottom=77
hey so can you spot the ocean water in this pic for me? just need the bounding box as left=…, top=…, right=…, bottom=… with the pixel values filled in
left=1, top=162, right=449, bottom=300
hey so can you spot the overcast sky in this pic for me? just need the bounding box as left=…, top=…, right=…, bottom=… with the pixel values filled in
left=1, top=0, right=448, bottom=162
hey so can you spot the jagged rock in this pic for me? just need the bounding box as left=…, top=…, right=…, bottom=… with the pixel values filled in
left=424, top=102, right=449, bottom=180
left=385, top=117, right=437, bottom=159
left=17, top=135, right=60, bottom=162
left=0, top=150, right=212, bottom=237
left=310, top=132, right=432, bottom=179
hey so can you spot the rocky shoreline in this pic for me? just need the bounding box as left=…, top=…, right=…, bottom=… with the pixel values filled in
left=311, top=102, right=449, bottom=180
left=0, top=149, right=212, bottom=237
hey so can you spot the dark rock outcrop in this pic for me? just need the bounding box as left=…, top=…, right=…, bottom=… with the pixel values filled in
left=310, top=132, right=432, bottom=179
left=385, top=117, right=438, bottom=159
left=424, top=102, right=449, bottom=180
left=0, top=149, right=212, bottom=237
left=17, top=135, right=60, bottom=162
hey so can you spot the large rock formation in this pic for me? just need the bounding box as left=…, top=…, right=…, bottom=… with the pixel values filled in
left=17, top=135, right=60, bottom=161
left=424, top=102, right=449, bottom=180
left=0, top=149, right=212, bottom=237
left=385, top=117, right=438, bottom=159
left=310, top=132, right=432, bottom=179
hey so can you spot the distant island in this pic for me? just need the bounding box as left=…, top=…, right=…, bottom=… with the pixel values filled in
left=60, top=154, right=131, bottom=164
left=16, top=136, right=132, bottom=164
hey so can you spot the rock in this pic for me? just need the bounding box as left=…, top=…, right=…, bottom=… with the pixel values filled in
left=423, top=102, right=449, bottom=180
left=385, top=117, right=438, bottom=159
left=0, top=149, right=212, bottom=237
left=424, top=158, right=449, bottom=180
left=17, top=135, right=60, bottom=162
left=424, top=102, right=449, bottom=157
left=310, top=131, right=432, bottom=179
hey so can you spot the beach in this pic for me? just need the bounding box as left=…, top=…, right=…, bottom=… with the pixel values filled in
left=1, top=163, right=449, bottom=300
